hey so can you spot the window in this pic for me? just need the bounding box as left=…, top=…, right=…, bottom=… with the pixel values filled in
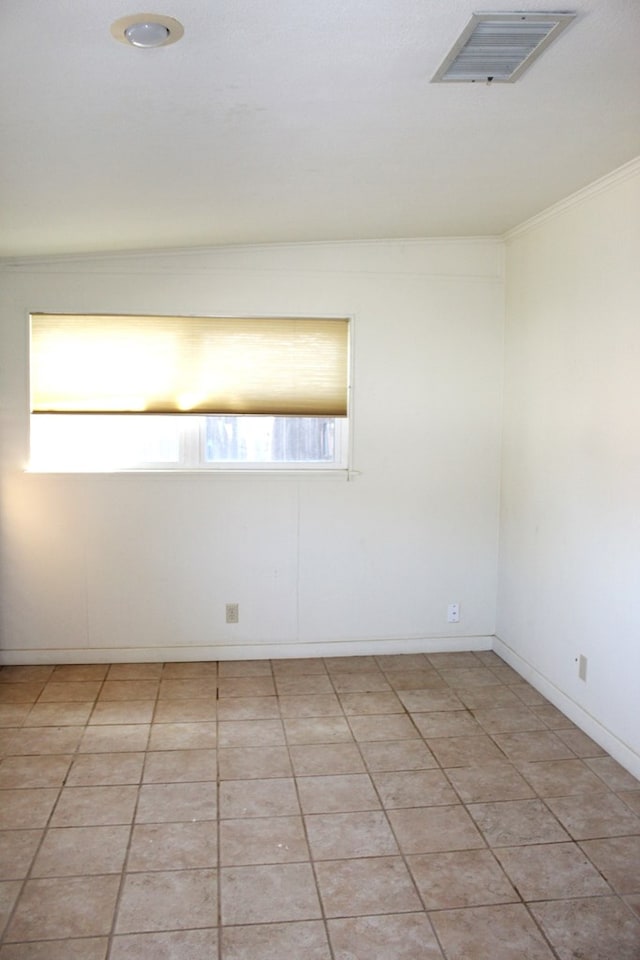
left=29, top=314, right=350, bottom=471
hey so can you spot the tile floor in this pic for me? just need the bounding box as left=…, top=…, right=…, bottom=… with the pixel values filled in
left=0, top=651, right=639, bottom=959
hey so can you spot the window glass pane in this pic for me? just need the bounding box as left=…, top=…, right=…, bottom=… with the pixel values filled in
left=204, top=416, right=337, bottom=463
left=29, top=415, right=181, bottom=470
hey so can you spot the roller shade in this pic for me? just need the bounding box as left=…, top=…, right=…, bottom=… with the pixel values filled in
left=31, top=314, right=349, bottom=417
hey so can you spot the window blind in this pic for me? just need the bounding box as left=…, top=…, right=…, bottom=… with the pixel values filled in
left=31, top=315, right=349, bottom=417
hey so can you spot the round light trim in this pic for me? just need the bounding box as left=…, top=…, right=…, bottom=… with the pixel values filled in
left=111, top=13, right=184, bottom=48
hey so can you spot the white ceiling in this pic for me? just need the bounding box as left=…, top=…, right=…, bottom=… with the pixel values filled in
left=1, top=0, right=639, bottom=257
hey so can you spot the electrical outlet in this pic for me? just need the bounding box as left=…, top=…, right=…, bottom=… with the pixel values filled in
left=226, top=603, right=239, bottom=624
left=578, top=654, right=587, bottom=682
left=447, top=602, right=460, bottom=623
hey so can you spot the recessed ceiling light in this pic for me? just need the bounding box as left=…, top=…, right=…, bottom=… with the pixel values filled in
left=111, top=13, right=184, bottom=48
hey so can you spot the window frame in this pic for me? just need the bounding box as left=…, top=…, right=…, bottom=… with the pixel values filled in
left=27, top=313, right=353, bottom=475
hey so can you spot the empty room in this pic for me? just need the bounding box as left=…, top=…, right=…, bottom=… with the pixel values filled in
left=0, top=1, right=639, bottom=958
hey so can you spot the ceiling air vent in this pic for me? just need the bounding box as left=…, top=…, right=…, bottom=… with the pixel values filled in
left=431, top=11, right=576, bottom=83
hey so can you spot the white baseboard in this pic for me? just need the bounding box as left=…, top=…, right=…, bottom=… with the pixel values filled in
left=0, top=634, right=493, bottom=665
left=493, top=635, right=640, bottom=782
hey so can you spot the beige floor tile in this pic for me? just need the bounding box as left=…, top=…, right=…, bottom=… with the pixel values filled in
left=106, top=663, right=163, bottom=681
left=222, top=920, right=330, bottom=960
left=438, top=668, right=502, bottom=689
left=408, top=849, right=518, bottom=908
left=327, top=913, right=444, bottom=960
left=0, top=666, right=54, bottom=684
left=389, top=805, right=484, bottom=854
left=66, top=752, right=145, bottom=786
left=619, top=790, right=640, bottom=815
left=272, top=658, right=328, bottom=676
left=457, top=686, right=521, bottom=709
left=428, top=652, right=484, bottom=670
left=492, top=731, right=579, bottom=763
left=530, top=896, right=640, bottom=960
left=0, top=685, right=45, bottom=705
left=79, top=724, right=150, bottom=754
left=426, top=735, right=505, bottom=767
left=51, top=785, right=138, bottom=826
left=152, top=700, right=218, bottom=723
left=0, top=754, right=71, bottom=788
left=0, top=706, right=30, bottom=727
left=555, top=728, right=607, bottom=757
left=89, top=700, right=154, bottom=725
left=468, top=798, right=570, bottom=846
left=147, top=722, right=216, bottom=751
left=0, top=882, right=21, bottom=937
left=289, top=743, right=365, bottom=776
left=0, top=830, right=42, bottom=879
left=135, top=781, right=217, bottom=823
left=220, top=815, right=309, bottom=865
left=305, top=810, right=398, bottom=859
left=142, top=749, right=216, bottom=783
left=284, top=717, right=353, bottom=745
left=38, top=682, right=101, bottom=703
left=546, top=792, right=640, bottom=839
left=372, top=769, right=458, bottom=808
left=218, top=719, right=285, bottom=747
left=331, top=674, right=391, bottom=694
left=127, top=821, right=218, bottom=871
left=398, top=689, right=465, bottom=712
left=51, top=666, right=107, bottom=682
left=115, top=869, right=217, bottom=933
left=316, top=856, right=421, bottom=916
left=278, top=694, right=342, bottom=718
left=495, top=842, right=612, bottom=900
left=359, top=739, right=438, bottom=772
left=488, top=665, right=524, bottom=685
left=219, top=777, right=300, bottom=819
left=626, top=895, right=640, bottom=919
left=24, top=703, right=93, bottom=726
left=339, top=692, right=404, bottom=715
left=0, top=788, right=58, bottom=829
left=274, top=675, right=334, bottom=696
left=98, top=681, right=159, bottom=702
left=5, top=875, right=119, bottom=941
left=217, top=697, right=280, bottom=720
left=348, top=714, right=419, bottom=742
left=218, top=746, right=292, bottom=780
left=31, top=825, right=130, bottom=877
left=517, top=759, right=605, bottom=797
left=218, top=677, right=276, bottom=698
left=412, top=711, right=482, bottom=739
left=110, top=929, right=217, bottom=960
left=586, top=756, right=640, bottom=792
left=430, top=903, right=556, bottom=960
left=378, top=654, right=431, bottom=671
left=385, top=671, right=445, bottom=691
left=158, top=679, right=218, bottom=700
left=5, top=727, right=84, bottom=755
left=0, top=938, right=108, bottom=959
left=297, top=774, right=380, bottom=814
left=161, top=662, right=218, bottom=679
left=220, top=862, right=321, bottom=925
left=444, top=761, right=536, bottom=803
left=471, top=705, right=547, bottom=734
left=580, top=836, right=640, bottom=894
left=219, top=660, right=273, bottom=677
left=510, top=684, right=549, bottom=706
left=324, top=656, right=380, bottom=673
left=530, top=703, right=575, bottom=728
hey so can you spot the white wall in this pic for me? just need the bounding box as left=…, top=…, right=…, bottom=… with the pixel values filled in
left=0, top=239, right=504, bottom=662
left=497, top=161, right=640, bottom=775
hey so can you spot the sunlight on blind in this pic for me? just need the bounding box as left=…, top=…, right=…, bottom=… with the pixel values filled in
left=31, top=315, right=349, bottom=417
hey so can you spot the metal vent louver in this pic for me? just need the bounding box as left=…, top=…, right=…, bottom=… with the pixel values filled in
left=432, top=12, right=576, bottom=83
